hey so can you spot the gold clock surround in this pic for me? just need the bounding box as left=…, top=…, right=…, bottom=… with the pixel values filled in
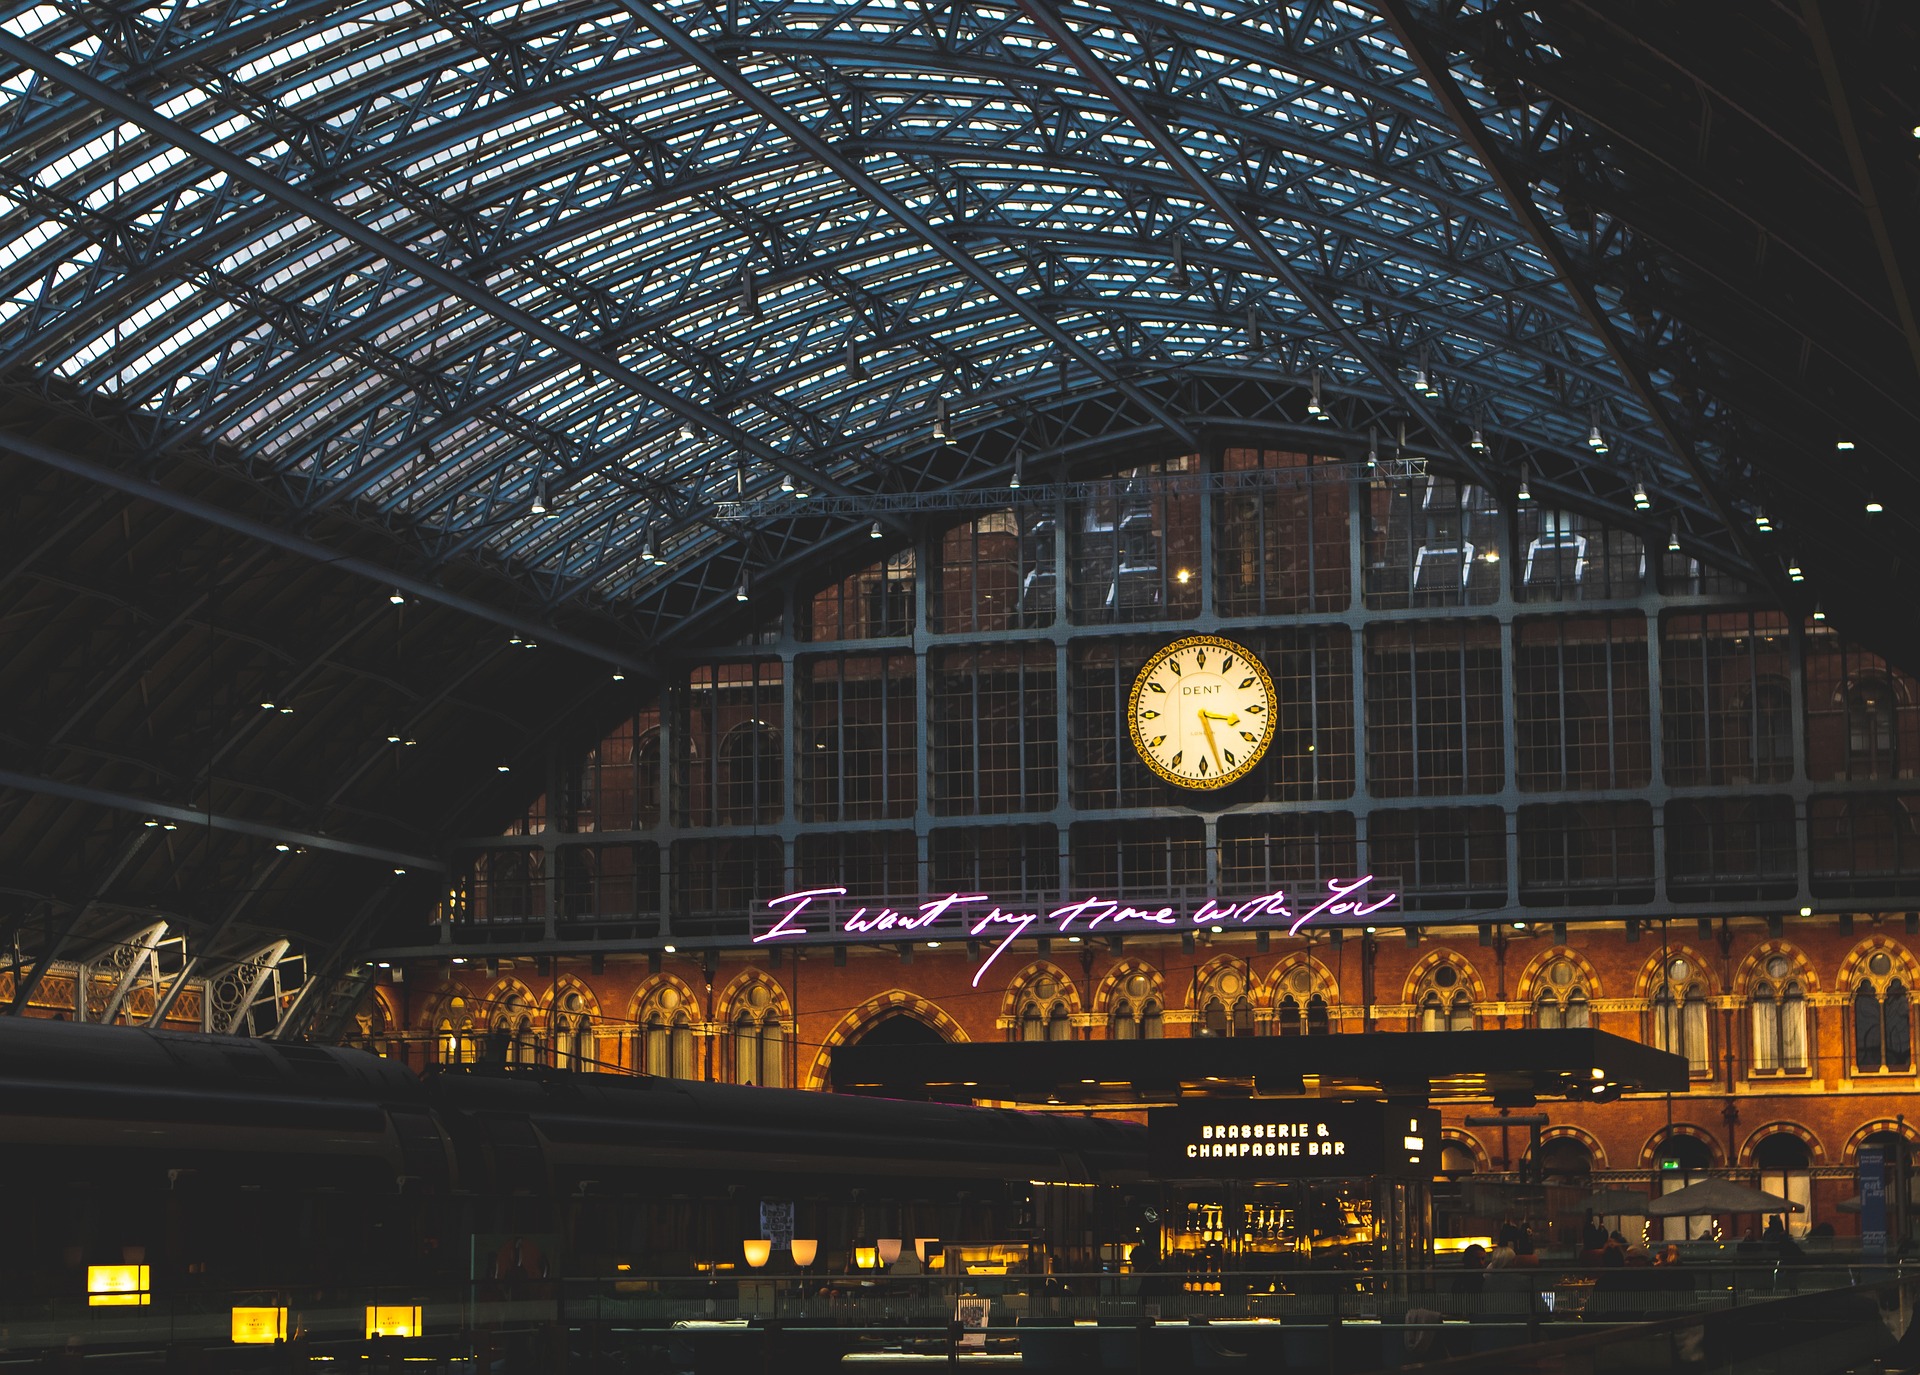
left=1127, top=635, right=1276, bottom=790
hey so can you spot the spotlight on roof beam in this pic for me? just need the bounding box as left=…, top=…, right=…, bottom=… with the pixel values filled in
left=1837, top=439, right=1855, bottom=451
left=1516, top=466, right=1531, bottom=502
left=735, top=573, right=749, bottom=602
left=530, top=481, right=547, bottom=516
left=1754, top=509, right=1772, bottom=532
left=1812, top=603, right=1826, bottom=622
left=680, top=420, right=697, bottom=443
left=1469, top=424, right=1485, bottom=453
left=1867, top=498, right=1884, bottom=514
left=641, top=529, right=656, bottom=563
left=1009, top=454, right=1023, bottom=490
left=1787, top=558, right=1804, bottom=582
left=389, top=590, right=405, bottom=605
left=1306, top=371, right=1325, bottom=419
left=1587, top=423, right=1607, bottom=453
left=781, top=471, right=795, bottom=494
left=1632, top=481, right=1650, bottom=511
left=870, top=520, right=883, bottom=539
left=1668, top=519, right=1681, bottom=553
left=496, top=763, right=511, bottom=772
left=612, top=671, right=625, bottom=682
left=259, top=701, right=276, bottom=711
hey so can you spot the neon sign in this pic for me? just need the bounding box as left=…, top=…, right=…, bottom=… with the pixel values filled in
left=752, top=877, right=1397, bottom=985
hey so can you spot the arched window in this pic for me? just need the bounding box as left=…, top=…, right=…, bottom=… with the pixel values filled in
left=1108, top=972, right=1163, bottom=1040
left=1272, top=963, right=1334, bottom=1035
left=1417, top=963, right=1473, bottom=1032
left=435, top=995, right=475, bottom=1064
left=1535, top=1136, right=1594, bottom=1186
left=1534, top=959, right=1591, bottom=1029
left=1753, top=1134, right=1813, bottom=1236
left=1845, top=675, right=1899, bottom=778
left=1438, top=1141, right=1478, bottom=1177
left=719, top=721, right=783, bottom=824
left=1014, top=970, right=1074, bottom=1043
left=553, top=991, right=594, bottom=1070
left=1196, top=965, right=1254, bottom=1038
left=1654, top=1134, right=1715, bottom=1241
left=1854, top=951, right=1913, bottom=1073
left=493, top=991, right=537, bottom=1065
left=1650, top=958, right=1712, bottom=1076
left=636, top=985, right=696, bottom=1079
left=1751, top=956, right=1808, bottom=1073
left=729, top=982, right=785, bottom=1087
left=1751, top=676, right=1795, bottom=777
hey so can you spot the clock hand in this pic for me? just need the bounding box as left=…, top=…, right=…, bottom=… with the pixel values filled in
left=1198, top=709, right=1241, bottom=727
left=1197, top=709, right=1224, bottom=774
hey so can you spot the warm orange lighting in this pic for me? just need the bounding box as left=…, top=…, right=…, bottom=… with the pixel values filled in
left=854, top=1246, right=878, bottom=1270
left=87, top=1265, right=149, bottom=1307
left=231, top=1307, right=287, bottom=1344
left=743, top=1239, right=772, bottom=1268
left=876, top=1238, right=902, bottom=1265
left=915, top=1237, right=941, bottom=1264
left=790, top=1239, right=818, bottom=1267
left=365, top=1305, right=422, bottom=1338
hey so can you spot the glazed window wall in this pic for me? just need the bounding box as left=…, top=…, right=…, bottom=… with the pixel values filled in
left=454, top=453, right=1910, bottom=938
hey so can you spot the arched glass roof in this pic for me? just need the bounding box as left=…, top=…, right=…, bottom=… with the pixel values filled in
left=0, top=0, right=1747, bottom=649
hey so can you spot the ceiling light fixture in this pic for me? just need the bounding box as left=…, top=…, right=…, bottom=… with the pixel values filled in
left=389, top=590, right=405, bottom=605
left=1668, top=519, right=1681, bottom=553
left=1837, top=439, right=1855, bottom=451
left=1367, top=425, right=1379, bottom=470
left=612, top=671, right=625, bottom=682
left=780, top=471, right=795, bottom=494
left=1632, top=481, right=1650, bottom=511
left=259, top=701, right=275, bottom=711
left=1587, top=423, right=1607, bottom=453
left=934, top=397, right=952, bottom=444
left=530, top=480, right=547, bottom=516
left=1469, top=422, right=1485, bottom=453
left=1306, top=370, right=1325, bottom=419
left=1867, top=498, right=1884, bottom=514
left=1754, top=509, right=1772, bottom=532
left=496, top=763, right=511, bottom=772
left=1009, top=453, right=1023, bottom=490
left=641, top=530, right=656, bottom=562
left=735, top=572, right=749, bottom=602
left=1787, top=558, right=1804, bottom=582
left=679, top=420, right=697, bottom=443
left=1516, top=465, right=1531, bottom=502
left=1812, top=603, right=1826, bottom=622
left=869, top=520, right=883, bottom=539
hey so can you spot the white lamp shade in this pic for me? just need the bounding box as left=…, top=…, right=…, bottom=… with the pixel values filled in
left=790, top=1239, right=818, bottom=1267
left=915, top=1237, right=940, bottom=1264
left=743, top=1239, right=772, bottom=1268
left=876, top=1238, right=902, bottom=1265
left=854, top=1246, right=878, bottom=1270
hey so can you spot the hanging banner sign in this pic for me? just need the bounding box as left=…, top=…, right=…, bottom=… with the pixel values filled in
left=750, top=878, right=1398, bottom=985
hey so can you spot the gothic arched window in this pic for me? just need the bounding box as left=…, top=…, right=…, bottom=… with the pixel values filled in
left=1650, top=958, right=1711, bottom=1076
left=1015, top=970, right=1074, bottom=1043
left=1854, top=951, right=1913, bottom=1073
left=730, top=981, right=785, bottom=1087
left=1845, top=675, right=1899, bottom=779
left=636, top=984, right=697, bottom=1079
left=1534, top=959, right=1591, bottom=1029
left=1272, top=963, right=1334, bottom=1035
left=1197, top=965, right=1254, bottom=1038
left=1417, top=963, right=1473, bottom=1032
left=1108, top=972, right=1163, bottom=1040
left=553, top=991, right=594, bottom=1070
left=1750, top=956, right=1808, bottom=1073
left=719, top=720, right=783, bottom=824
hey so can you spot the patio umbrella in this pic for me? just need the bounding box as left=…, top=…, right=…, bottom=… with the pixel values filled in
left=1646, top=1178, right=1804, bottom=1217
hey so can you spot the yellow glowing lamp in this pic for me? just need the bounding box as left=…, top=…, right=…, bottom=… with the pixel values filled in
left=742, top=1239, right=772, bottom=1268
left=87, top=1265, right=150, bottom=1306
left=365, top=1304, right=423, bottom=1338
left=853, top=1246, right=878, bottom=1270
left=231, top=1307, right=288, bottom=1344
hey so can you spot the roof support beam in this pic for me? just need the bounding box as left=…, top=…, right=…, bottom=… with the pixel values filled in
left=1798, top=0, right=1920, bottom=389
left=613, top=1, right=1198, bottom=453
left=0, top=765, right=443, bottom=871
left=1016, top=0, right=1495, bottom=493
left=1377, top=0, right=1762, bottom=572
left=0, top=425, right=657, bottom=678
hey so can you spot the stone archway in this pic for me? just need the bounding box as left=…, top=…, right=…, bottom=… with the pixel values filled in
left=805, top=989, right=969, bottom=1091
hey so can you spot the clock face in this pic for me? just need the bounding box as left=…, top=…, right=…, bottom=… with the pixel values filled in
left=1128, top=636, right=1276, bottom=789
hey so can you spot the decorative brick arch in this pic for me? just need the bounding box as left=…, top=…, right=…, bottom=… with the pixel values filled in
left=1441, top=1129, right=1491, bottom=1172
left=1633, top=945, right=1719, bottom=999
left=1638, top=1123, right=1724, bottom=1169
left=482, top=977, right=541, bottom=1027
left=1839, top=937, right=1920, bottom=989
left=1734, top=941, right=1820, bottom=995
left=1842, top=1118, right=1920, bottom=1165
left=419, top=981, right=477, bottom=1033
left=805, top=990, right=969, bottom=1091
left=1534, top=1124, right=1608, bottom=1171
left=1739, top=1121, right=1825, bottom=1167
left=714, top=969, right=793, bottom=1024
left=998, top=961, right=1082, bottom=1021
left=1187, top=954, right=1262, bottom=1012
left=1515, top=946, right=1603, bottom=1004
left=1093, top=960, right=1164, bottom=1015
left=624, top=973, right=703, bottom=1026
left=537, top=974, right=603, bottom=1021
left=1260, top=954, right=1340, bottom=1006
left=1400, top=948, right=1487, bottom=1008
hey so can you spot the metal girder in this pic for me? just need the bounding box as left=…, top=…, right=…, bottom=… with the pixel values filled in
left=5, top=832, right=151, bottom=1015
left=1377, top=0, right=1764, bottom=576
left=0, top=425, right=657, bottom=678
left=613, top=0, right=1197, bottom=453
left=87, top=920, right=168, bottom=1026
left=203, top=939, right=291, bottom=1036
left=0, top=765, right=442, bottom=871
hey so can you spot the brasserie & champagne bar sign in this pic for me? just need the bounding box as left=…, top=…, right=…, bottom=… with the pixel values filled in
left=1149, top=1101, right=1442, bottom=1179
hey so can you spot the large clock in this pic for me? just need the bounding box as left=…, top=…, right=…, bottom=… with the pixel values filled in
left=1128, top=635, right=1276, bottom=790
